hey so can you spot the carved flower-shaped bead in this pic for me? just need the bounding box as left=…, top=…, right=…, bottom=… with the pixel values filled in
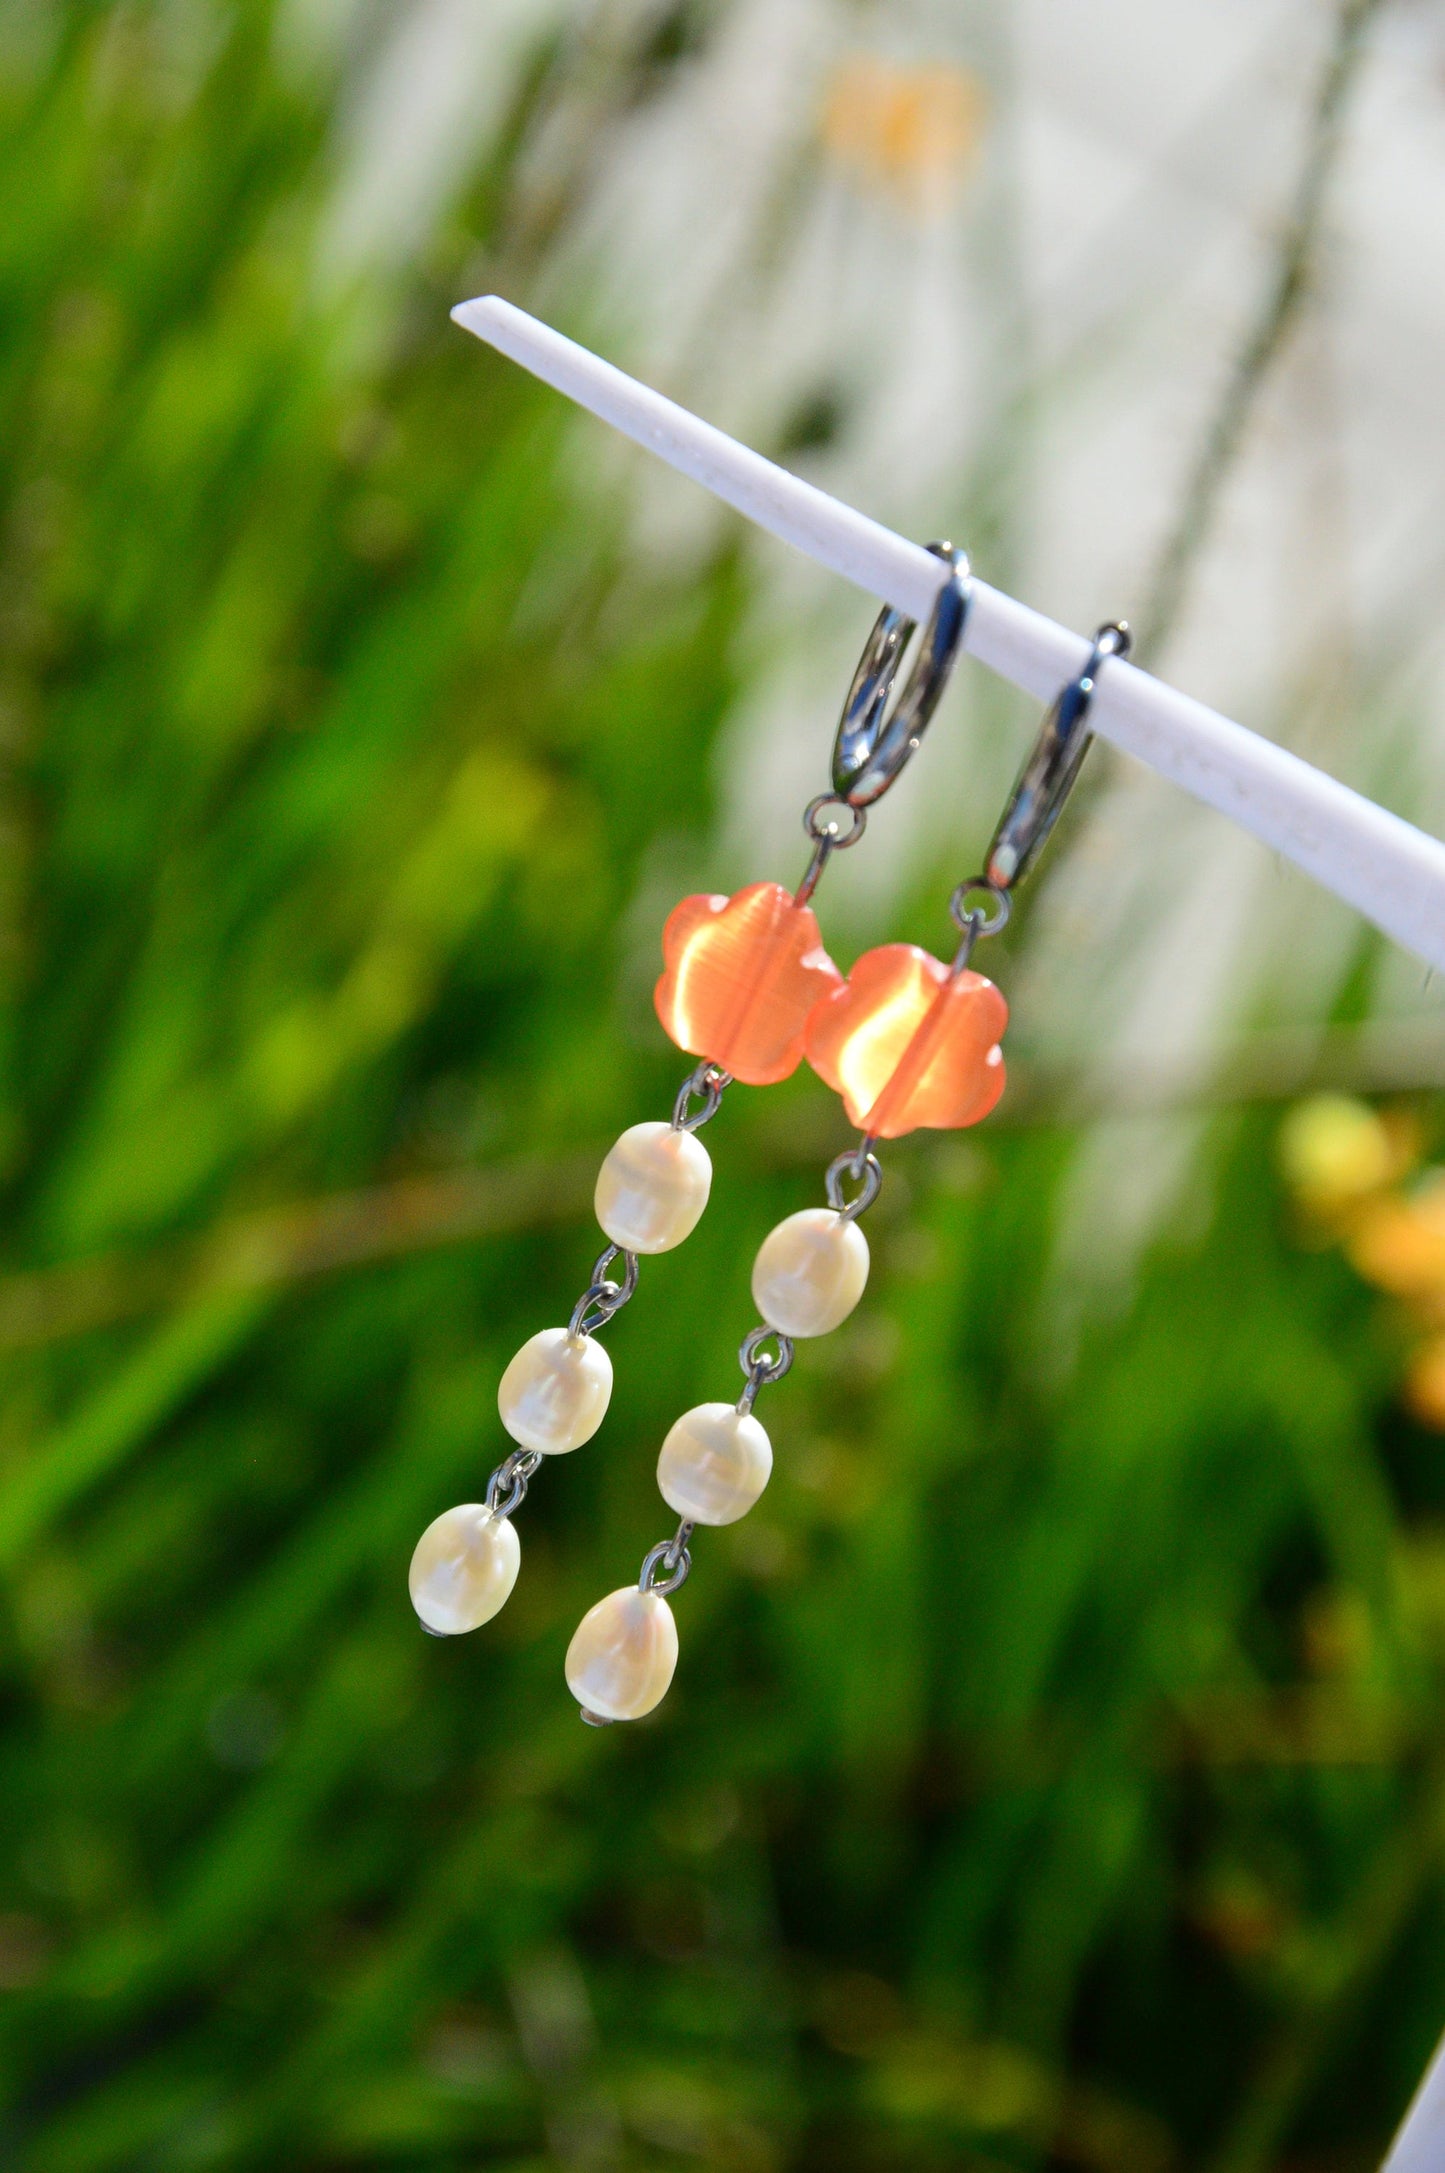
left=654, top=882, right=843, bottom=1086
left=804, top=943, right=1008, bottom=1138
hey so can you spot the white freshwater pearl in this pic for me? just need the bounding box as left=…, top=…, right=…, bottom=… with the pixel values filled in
left=657, top=1402, right=772, bottom=1525
left=409, top=1504, right=520, bottom=1635
left=751, top=1208, right=869, bottom=1338
left=565, top=1586, right=679, bottom=1721
left=498, top=1328, right=612, bottom=1455
left=595, top=1121, right=712, bottom=1254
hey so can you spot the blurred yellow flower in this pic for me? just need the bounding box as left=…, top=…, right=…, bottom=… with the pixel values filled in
left=820, top=58, right=987, bottom=215
left=1347, top=1180, right=1445, bottom=1299
left=1280, top=1098, right=1445, bottom=1429
left=1277, top=1094, right=1399, bottom=1218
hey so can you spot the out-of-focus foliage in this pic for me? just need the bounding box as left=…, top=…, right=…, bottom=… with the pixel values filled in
left=1281, top=1095, right=1445, bottom=1432
left=0, top=7, right=1441, bottom=2172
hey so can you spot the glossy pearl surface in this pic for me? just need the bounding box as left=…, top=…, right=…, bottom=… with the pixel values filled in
left=409, top=1504, right=520, bottom=1635
left=595, top=1121, right=712, bottom=1254
left=751, top=1208, right=869, bottom=1338
left=498, top=1328, right=612, bottom=1455
left=565, top=1586, right=679, bottom=1721
left=657, top=1402, right=772, bottom=1525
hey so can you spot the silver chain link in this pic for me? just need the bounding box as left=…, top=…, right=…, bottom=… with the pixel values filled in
left=736, top=1324, right=794, bottom=1415
left=947, top=876, right=1010, bottom=974
left=485, top=1447, right=543, bottom=1520
left=639, top=1520, right=695, bottom=1597
left=568, top=1242, right=640, bottom=1337
left=825, top=1140, right=883, bottom=1221
left=672, top=1060, right=732, bottom=1132
left=795, top=793, right=868, bottom=907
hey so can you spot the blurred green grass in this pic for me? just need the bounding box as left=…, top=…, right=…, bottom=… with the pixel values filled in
left=0, top=8, right=1442, bottom=2171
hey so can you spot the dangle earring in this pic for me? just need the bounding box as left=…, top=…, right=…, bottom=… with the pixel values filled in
left=407, top=544, right=973, bottom=1641
left=562, top=619, right=1128, bottom=1726
left=809, top=619, right=1131, bottom=1133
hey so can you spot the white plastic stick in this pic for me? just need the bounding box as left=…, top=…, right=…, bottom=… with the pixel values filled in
left=1385, top=2032, right=1445, bottom=2172
left=452, top=294, right=1445, bottom=972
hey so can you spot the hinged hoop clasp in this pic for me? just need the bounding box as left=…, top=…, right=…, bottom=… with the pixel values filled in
left=984, top=621, right=1130, bottom=892
left=831, top=543, right=972, bottom=809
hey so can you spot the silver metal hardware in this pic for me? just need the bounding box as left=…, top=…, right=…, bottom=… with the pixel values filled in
left=984, top=620, right=1130, bottom=892
left=948, top=876, right=1011, bottom=972
left=825, top=1141, right=883, bottom=1222
left=794, top=541, right=969, bottom=908
left=568, top=1243, right=640, bottom=1338
left=672, top=1060, right=732, bottom=1132
left=639, top=1521, right=694, bottom=1597
left=795, top=793, right=868, bottom=907
left=486, top=1447, right=543, bottom=1520
left=830, top=542, right=972, bottom=809
left=736, top=1324, right=794, bottom=1415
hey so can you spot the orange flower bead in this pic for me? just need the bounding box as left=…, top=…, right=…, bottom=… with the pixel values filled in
left=655, top=883, right=843, bottom=1086
left=804, top=943, right=1007, bottom=1138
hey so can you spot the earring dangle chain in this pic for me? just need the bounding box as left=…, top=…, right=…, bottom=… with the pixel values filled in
left=566, top=1129, right=886, bottom=1723
left=408, top=547, right=973, bottom=1648
left=561, top=619, right=1127, bottom=1726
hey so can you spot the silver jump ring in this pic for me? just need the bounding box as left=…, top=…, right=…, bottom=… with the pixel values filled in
left=984, top=620, right=1130, bottom=892
left=672, top=1061, right=732, bottom=1132
left=736, top=1324, right=794, bottom=1413
left=639, top=1531, right=693, bottom=1597
left=486, top=1448, right=543, bottom=1521
left=831, top=542, right=972, bottom=809
left=803, top=794, right=868, bottom=848
left=948, top=878, right=1010, bottom=940
left=568, top=1244, right=639, bottom=1337
left=795, top=796, right=869, bottom=907
left=948, top=877, right=1010, bottom=973
left=825, top=1145, right=883, bottom=1222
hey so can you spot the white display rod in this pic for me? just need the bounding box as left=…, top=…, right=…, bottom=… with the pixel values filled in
left=1384, top=2032, right=1445, bottom=2172
left=454, top=294, right=1445, bottom=976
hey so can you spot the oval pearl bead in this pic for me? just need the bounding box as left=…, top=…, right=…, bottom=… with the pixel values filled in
left=409, top=1504, right=520, bottom=1635
left=565, top=1586, right=679, bottom=1721
left=594, top=1121, right=712, bottom=1254
left=498, top=1328, right=612, bottom=1455
left=657, top=1402, right=772, bottom=1525
left=751, top=1207, right=870, bottom=1338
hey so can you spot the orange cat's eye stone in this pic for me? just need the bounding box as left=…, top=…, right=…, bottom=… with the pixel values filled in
left=655, top=883, right=843, bottom=1086
left=804, top=943, right=1008, bottom=1138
